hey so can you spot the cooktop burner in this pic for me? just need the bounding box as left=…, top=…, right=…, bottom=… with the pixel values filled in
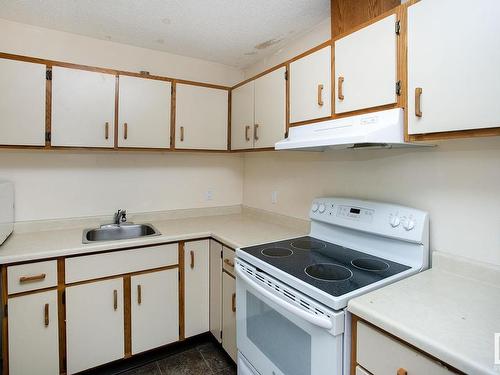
left=239, top=236, right=410, bottom=297
left=305, top=263, right=353, bottom=282
left=261, top=247, right=293, bottom=258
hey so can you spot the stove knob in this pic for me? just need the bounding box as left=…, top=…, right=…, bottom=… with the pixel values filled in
left=390, top=215, right=401, bottom=228
left=312, top=203, right=319, bottom=212
left=404, top=218, right=416, bottom=231
left=318, top=204, right=326, bottom=213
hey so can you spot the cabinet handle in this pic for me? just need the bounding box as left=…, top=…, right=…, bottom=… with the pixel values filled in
left=318, top=84, right=325, bottom=105
left=254, top=124, right=259, bottom=141
left=113, top=289, right=118, bottom=310
left=123, top=123, right=128, bottom=140
left=137, top=284, right=142, bottom=305
left=415, top=87, right=423, bottom=117
left=190, top=250, right=195, bottom=269
left=19, top=273, right=46, bottom=283
left=180, top=126, right=184, bottom=142
left=224, top=258, right=234, bottom=268
left=245, top=125, right=250, bottom=142
left=105, top=122, right=109, bottom=140
left=44, top=303, right=49, bottom=327
left=231, top=293, right=236, bottom=313
left=397, top=369, right=408, bottom=375
left=337, top=77, right=344, bottom=101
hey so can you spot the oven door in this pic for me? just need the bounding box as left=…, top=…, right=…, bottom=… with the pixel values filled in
left=236, top=260, right=344, bottom=375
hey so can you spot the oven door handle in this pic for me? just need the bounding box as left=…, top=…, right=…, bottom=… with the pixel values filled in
left=236, top=264, right=333, bottom=330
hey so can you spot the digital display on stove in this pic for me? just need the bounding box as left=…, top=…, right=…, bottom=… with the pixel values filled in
left=350, top=208, right=361, bottom=214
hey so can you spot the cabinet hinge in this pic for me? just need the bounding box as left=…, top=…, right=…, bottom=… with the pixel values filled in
left=395, top=20, right=401, bottom=35
left=4, top=304, right=7, bottom=318
left=171, top=85, right=174, bottom=95
left=220, top=250, right=223, bottom=259
left=62, top=290, right=66, bottom=305
left=284, top=71, right=288, bottom=81
left=45, top=131, right=52, bottom=142
left=46, top=70, right=52, bottom=81
left=396, top=80, right=402, bottom=96
left=220, top=331, right=222, bottom=340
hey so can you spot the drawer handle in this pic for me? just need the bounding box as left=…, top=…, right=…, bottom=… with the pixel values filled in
left=245, top=125, right=251, bottom=142
left=123, top=123, right=128, bottom=140
left=105, top=122, right=110, bottom=140
left=231, top=293, right=236, bottom=313
left=180, top=126, right=185, bottom=142
left=338, top=77, right=344, bottom=101
left=254, top=124, right=259, bottom=141
left=137, top=284, right=142, bottom=305
left=113, top=289, right=118, bottom=310
left=318, top=84, right=324, bottom=106
left=415, top=87, right=423, bottom=117
left=190, top=251, right=195, bottom=269
left=19, top=273, right=46, bottom=283
left=397, top=369, right=407, bottom=375
left=224, top=258, right=234, bottom=268
left=44, top=303, right=49, bottom=327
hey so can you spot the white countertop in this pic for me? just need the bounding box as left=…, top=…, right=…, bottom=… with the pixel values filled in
left=348, top=252, right=500, bottom=375
left=0, top=208, right=308, bottom=264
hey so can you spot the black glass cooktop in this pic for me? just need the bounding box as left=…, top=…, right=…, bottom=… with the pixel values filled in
left=240, top=236, right=410, bottom=297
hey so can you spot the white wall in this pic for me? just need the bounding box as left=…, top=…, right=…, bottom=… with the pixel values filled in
left=0, top=18, right=243, bottom=86
left=0, top=150, right=243, bottom=222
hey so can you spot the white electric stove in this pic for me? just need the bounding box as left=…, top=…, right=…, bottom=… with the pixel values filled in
left=235, top=197, right=429, bottom=375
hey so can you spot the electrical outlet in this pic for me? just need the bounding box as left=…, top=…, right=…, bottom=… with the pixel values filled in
left=205, top=189, right=213, bottom=201
left=271, top=191, right=278, bottom=204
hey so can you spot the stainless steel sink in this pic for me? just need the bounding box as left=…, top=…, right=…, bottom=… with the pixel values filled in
left=82, top=223, right=161, bottom=243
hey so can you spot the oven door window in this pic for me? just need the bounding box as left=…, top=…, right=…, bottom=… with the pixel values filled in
left=247, top=290, right=311, bottom=375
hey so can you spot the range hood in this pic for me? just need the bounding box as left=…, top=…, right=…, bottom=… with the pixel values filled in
left=275, top=108, right=426, bottom=151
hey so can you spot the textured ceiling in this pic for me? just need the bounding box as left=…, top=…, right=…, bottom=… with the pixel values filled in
left=0, top=0, right=330, bottom=68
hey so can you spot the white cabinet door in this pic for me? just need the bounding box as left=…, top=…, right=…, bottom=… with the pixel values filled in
left=408, top=0, right=500, bottom=134
left=51, top=67, right=115, bottom=147
left=175, top=84, right=228, bottom=150
left=66, top=278, right=124, bottom=374
left=209, top=239, right=222, bottom=343
left=290, top=45, right=332, bottom=123
left=0, top=58, right=46, bottom=146
left=184, top=239, right=209, bottom=338
left=222, top=272, right=236, bottom=362
left=131, top=269, right=179, bottom=354
left=231, top=81, right=254, bottom=150
left=254, top=67, right=286, bottom=148
left=8, top=290, right=59, bottom=375
left=118, top=76, right=171, bottom=148
left=335, top=14, right=397, bottom=114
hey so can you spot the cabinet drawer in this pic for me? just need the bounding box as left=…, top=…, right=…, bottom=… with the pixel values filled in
left=357, top=321, right=454, bottom=375
left=66, top=243, right=178, bottom=283
left=222, top=246, right=235, bottom=276
left=7, top=260, right=58, bottom=294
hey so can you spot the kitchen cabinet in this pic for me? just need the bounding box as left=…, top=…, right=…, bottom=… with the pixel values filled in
left=0, top=58, right=46, bottom=146
left=118, top=75, right=171, bottom=148
left=131, top=268, right=179, bottom=354
left=51, top=67, right=116, bottom=147
left=175, top=84, right=228, bottom=150
left=231, top=67, right=286, bottom=150
left=209, top=239, right=223, bottom=343
left=407, top=0, right=500, bottom=135
left=184, top=239, right=210, bottom=338
left=66, top=278, right=124, bottom=374
left=334, top=14, right=398, bottom=114
left=222, top=271, right=236, bottom=362
left=7, top=290, right=59, bottom=375
left=289, top=45, right=331, bottom=124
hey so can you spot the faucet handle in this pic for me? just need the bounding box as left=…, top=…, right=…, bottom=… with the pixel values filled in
left=115, top=209, right=127, bottom=224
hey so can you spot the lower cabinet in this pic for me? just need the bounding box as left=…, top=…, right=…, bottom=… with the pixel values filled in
left=66, top=278, right=125, bottom=374
left=131, top=269, right=179, bottom=354
left=222, top=271, right=237, bottom=362
left=7, top=290, right=59, bottom=375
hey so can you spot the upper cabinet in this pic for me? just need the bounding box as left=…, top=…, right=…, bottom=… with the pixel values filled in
left=289, top=45, right=331, bottom=124
left=51, top=67, right=116, bottom=148
left=175, top=84, right=228, bottom=150
left=0, top=58, right=46, bottom=146
left=334, top=14, right=398, bottom=114
left=407, top=0, right=500, bottom=136
left=231, top=67, right=286, bottom=150
left=118, top=75, right=171, bottom=148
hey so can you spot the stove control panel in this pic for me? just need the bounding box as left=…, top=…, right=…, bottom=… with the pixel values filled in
left=336, top=205, right=374, bottom=223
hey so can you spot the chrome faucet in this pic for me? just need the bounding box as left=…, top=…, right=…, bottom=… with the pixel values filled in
left=114, top=209, right=127, bottom=225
